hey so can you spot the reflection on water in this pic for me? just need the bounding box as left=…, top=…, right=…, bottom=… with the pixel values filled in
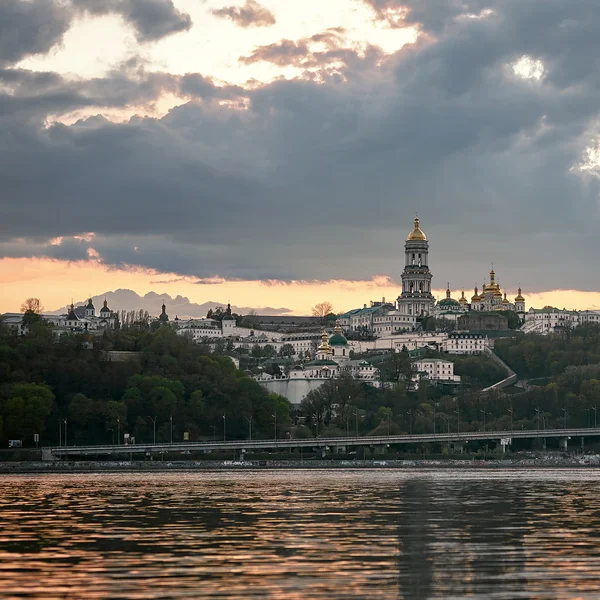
left=1, top=469, right=600, bottom=598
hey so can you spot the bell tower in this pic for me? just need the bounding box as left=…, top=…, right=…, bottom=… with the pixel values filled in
left=397, top=216, right=435, bottom=317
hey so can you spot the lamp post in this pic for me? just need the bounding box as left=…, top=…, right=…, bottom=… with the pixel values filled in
left=59, top=419, right=62, bottom=448
left=454, top=406, right=460, bottom=436
left=117, top=417, right=121, bottom=445
left=272, top=412, right=277, bottom=440
left=170, top=414, right=173, bottom=444
left=387, top=412, right=391, bottom=437
left=407, top=409, right=412, bottom=436
left=313, top=414, right=319, bottom=438
left=355, top=408, right=359, bottom=437
left=480, top=409, right=487, bottom=432
left=433, top=403, right=436, bottom=435
left=508, top=402, right=513, bottom=432
left=245, top=416, right=253, bottom=440
left=63, top=418, right=68, bottom=447
left=594, top=406, right=598, bottom=428
left=440, top=415, right=450, bottom=452
left=108, top=427, right=115, bottom=445
left=534, top=407, right=541, bottom=431
left=223, top=414, right=227, bottom=442
left=148, top=416, right=157, bottom=444
left=562, top=406, right=567, bottom=429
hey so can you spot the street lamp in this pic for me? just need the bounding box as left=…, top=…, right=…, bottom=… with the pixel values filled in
left=355, top=408, right=359, bottom=437
left=440, top=415, right=450, bottom=452
left=562, top=406, right=567, bottom=429
left=148, top=416, right=157, bottom=444
left=245, top=416, right=253, bottom=440
left=433, top=403, right=437, bottom=435
left=117, top=417, right=121, bottom=445
left=594, top=406, right=598, bottom=428
left=406, top=409, right=412, bottom=436
left=272, top=412, right=277, bottom=440
left=454, top=407, right=460, bottom=435
left=480, top=409, right=487, bottom=432
left=508, top=402, right=513, bottom=432
left=223, top=414, right=227, bottom=442
left=170, top=414, right=173, bottom=444
left=534, top=407, right=541, bottom=431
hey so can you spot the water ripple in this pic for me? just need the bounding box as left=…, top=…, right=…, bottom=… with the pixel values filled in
left=1, top=469, right=600, bottom=598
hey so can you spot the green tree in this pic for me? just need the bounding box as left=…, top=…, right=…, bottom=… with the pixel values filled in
left=1, top=383, right=54, bottom=441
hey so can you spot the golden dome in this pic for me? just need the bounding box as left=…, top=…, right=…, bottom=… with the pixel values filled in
left=407, top=216, right=427, bottom=241
left=317, top=330, right=332, bottom=354
left=515, top=287, right=525, bottom=302
left=459, top=290, right=468, bottom=305
left=471, top=286, right=481, bottom=302
left=502, top=292, right=510, bottom=305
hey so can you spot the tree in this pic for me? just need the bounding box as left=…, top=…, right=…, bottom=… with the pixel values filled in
left=279, top=344, right=295, bottom=357
left=21, top=298, right=43, bottom=314
left=22, top=310, right=44, bottom=329
left=312, top=302, right=333, bottom=323
left=262, top=344, right=277, bottom=358
left=1, top=383, right=54, bottom=440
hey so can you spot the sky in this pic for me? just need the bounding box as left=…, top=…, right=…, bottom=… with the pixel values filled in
left=1, top=0, right=600, bottom=315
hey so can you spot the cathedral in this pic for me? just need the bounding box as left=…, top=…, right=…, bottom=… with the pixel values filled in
left=396, top=217, right=526, bottom=321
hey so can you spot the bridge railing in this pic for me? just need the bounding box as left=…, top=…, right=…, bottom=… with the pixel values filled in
left=45, top=427, right=600, bottom=455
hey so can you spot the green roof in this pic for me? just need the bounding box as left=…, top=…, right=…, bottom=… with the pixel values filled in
left=438, top=298, right=461, bottom=307
left=329, top=333, right=347, bottom=346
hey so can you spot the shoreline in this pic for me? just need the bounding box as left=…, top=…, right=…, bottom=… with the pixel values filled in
left=1, top=458, right=599, bottom=474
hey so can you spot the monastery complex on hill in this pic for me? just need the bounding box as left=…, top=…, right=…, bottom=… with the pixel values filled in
left=2, top=217, right=600, bottom=405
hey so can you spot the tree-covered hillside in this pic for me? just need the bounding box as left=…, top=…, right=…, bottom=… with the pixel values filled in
left=0, top=319, right=290, bottom=447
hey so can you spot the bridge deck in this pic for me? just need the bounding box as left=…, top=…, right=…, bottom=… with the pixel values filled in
left=45, top=428, right=600, bottom=458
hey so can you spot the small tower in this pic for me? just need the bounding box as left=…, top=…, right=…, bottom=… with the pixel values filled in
left=514, top=287, right=526, bottom=314
left=471, top=286, right=482, bottom=311
left=159, top=303, right=169, bottom=322
left=458, top=290, right=468, bottom=308
left=85, top=297, right=95, bottom=318
left=100, top=298, right=111, bottom=317
left=329, top=320, right=350, bottom=362
left=316, top=331, right=333, bottom=361
left=222, top=303, right=236, bottom=335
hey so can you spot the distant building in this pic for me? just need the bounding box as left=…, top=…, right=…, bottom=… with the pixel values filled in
left=457, top=312, right=509, bottom=332
left=412, top=358, right=461, bottom=383
left=443, top=332, right=488, bottom=354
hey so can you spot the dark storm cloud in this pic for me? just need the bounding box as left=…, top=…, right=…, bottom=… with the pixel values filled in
left=0, top=0, right=71, bottom=65
left=211, top=0, right=276, bottom=28
left=71, top=0, right=192, bottom=42
left=0, top=0, right=192, bottom=68
left=1, top=0, right=600, bottom=291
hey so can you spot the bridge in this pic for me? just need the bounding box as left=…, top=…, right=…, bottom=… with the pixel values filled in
left=43, top=427, right=600, bottom=460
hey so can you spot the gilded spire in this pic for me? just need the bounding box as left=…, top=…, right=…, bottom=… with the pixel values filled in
left=407, top=215, right=427, bottom=241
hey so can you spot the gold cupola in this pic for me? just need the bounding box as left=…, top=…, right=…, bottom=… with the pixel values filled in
left=502, top=291, right=510, bottom=305
left=407, top=216, right=427, bottom=241
left=471, top=286, right=481, bottom=302
left=317, top=330, right=332, bottom=355
left=515, top=287, right=525, bottom=302
left=459, top=290, right=468, bottom=305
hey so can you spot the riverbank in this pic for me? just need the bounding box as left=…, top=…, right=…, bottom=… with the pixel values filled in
left=2, top=456, right=600, bottom=473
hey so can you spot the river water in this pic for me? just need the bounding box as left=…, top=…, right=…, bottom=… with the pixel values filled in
left=1, top=469, right=599, bottom=599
